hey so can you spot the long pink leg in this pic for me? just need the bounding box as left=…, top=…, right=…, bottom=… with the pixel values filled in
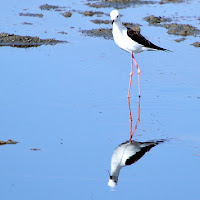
left=131, top=53, right=141, bottom=97
left=128, top=53, right=133, bottom=98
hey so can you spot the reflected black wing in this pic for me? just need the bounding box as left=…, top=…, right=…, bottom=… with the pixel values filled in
left=127, top=28, right=168, bottom=51
left=125, top=144, right=156, bottom=165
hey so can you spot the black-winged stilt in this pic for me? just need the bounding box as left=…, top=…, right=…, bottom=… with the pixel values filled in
left=110, top=10, right=169, bottom=97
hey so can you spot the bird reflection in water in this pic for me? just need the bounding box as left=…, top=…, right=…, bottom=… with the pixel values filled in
left=108, top=97, right=165, bottom=188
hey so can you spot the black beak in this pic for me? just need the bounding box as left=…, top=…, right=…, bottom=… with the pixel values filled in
left=112, top=20, right=114, bottom=25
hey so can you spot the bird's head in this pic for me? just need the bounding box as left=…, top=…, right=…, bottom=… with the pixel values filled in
left=110, top=10, right=120, bottom=24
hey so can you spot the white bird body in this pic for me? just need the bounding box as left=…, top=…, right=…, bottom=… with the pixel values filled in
left=112, top=18, right=147, bottom=54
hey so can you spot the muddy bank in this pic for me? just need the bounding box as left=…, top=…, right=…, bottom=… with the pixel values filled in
left=0, top=139, right=19, bottom=145
left=0, top=33, right=67, bottom=48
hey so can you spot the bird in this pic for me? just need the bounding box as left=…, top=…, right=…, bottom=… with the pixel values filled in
left=110, top=10, right=169, bottom=97
left=108, top=139, right=166, bottom=188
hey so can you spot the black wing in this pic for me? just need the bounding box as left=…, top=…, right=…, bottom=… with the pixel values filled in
left=127, top=27, right=168, bottom=51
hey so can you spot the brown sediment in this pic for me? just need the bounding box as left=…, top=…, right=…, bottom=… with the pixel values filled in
left=30, top=148, right=41, bottom=151
left=191, top=42, right=200, bottom=47
left=144, top=15, right=172, bottom=24
left=164, top=23, right=200, bottom=36
left=62, top=12, right=72, bottom=18
left=174, top=37, right=186, bottom=42
left=85, top=0, right=156, bottom=9
left=0, top=139, right=19, bottom=145
left=19, top=13, right=43, bottom=18
left=39, top=4, right=65, bottom=11
left=81, top=24, right=140, bottom=40
left=0, top=33, right=67, bottom=48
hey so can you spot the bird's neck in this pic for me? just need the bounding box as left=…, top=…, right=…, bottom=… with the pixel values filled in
left=113, top=19, right=124, bottom=32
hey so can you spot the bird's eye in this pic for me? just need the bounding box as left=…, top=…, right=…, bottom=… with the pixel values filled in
left=117, top=15, right=118, bottom=18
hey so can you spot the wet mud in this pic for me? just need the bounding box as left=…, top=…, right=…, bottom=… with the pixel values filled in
left=81, top=23, right=140, bottom=39
left=0, top=33, right=67, bottom=48
left=62, top=12, right=72, bottom=18
left=19, top=13, right=43, bottom=18
left=191, top=42, right=200, bottom=47
left=144, top=15, right=172, bottom=24
left=160, top=0, right=184, bottom=3
left=81, top=28, right=112, bottom=40
left=85, top=0, right=156, bottom=9
left=0, top=139, right=19, bottom=145
left=90, top=19, right=110, bottom=24
left=145, top=15, right=200, bottom=36
left=174, top=37, right=186, bottom=42
left=39, top=4, right=65, bottom=11
left=164, top=23, right=200, bottom=36
left=81, top=10, right=108, bottom=17
left=30, top=148, right=41, bottom=151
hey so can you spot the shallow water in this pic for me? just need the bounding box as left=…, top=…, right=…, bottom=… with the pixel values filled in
left=0, top=0, right=200, bottom=199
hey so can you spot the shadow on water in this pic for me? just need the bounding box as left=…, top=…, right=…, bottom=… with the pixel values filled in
left=108, top=97, right=166, bottom=188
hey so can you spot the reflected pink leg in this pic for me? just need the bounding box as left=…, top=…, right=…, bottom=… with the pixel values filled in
left=129, top=97, right=141, bottom=142
left=131, top=54, right=141, bottom=97
left=128, top=53, right=133, bottom=98
left=128, top=98, right=132, bottom=143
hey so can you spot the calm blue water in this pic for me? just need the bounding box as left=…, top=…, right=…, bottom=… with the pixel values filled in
left=0, top=0, right=199, bottom=199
